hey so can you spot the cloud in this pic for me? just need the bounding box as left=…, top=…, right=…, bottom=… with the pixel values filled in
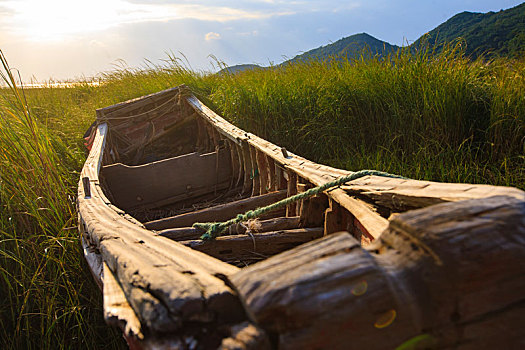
left=238, top=30, right=259, bottom=37
left=1, top=0, right=296, bottom=42
left=205, top=32, right=221, bottom=41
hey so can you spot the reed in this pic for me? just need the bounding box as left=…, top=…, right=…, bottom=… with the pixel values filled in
left=211, top=44, right=524, bottom=188
left=0, top=45, right=523, bottom=348
left=0, top=52, right=123, bottom=349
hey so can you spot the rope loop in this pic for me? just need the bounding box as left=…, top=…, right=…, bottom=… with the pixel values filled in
left=193, top=169, right=404, bottom=240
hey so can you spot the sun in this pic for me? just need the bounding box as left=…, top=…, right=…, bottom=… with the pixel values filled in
left=5, top=0, right=113, bottom=41
left=5, top=0, right=178, bottom=42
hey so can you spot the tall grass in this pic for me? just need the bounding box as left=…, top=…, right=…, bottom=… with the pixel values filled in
left=0, top=52, right=124, bottom=349
left=211, top=45, right=524, bottom=187
left=0, top=45, right=523, bottom=348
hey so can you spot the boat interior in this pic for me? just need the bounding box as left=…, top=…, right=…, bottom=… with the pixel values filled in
left=92, top=87, right=393, bottom=267
left=79, top=85, right=525, bottom=348
left=92, top=85, right=521, bottom=267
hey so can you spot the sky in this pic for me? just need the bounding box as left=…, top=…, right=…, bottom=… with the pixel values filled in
left=0, top=0, right=523, bottom=81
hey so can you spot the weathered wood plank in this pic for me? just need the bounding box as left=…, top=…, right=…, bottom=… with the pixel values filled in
left=230, top=195, right=525, bottom=349
left=341, top=175, right=525, bottom=211
left=234, top=142, right=245, bottom=188
left=181, top=227, right=324, bottom=262
left=241, top=143, right=253, bottom=195
left=266, top=153, right=276, bottom=192
left=145, top=190, right=287, bottom=230
left=324, top=199, right=343, bottom=235
left=227, top=140, right=240, bottom=190
left=158, top=216, right=302, bottom=241
left=275, top=163, right=287, bottom=190
left=285, top=171, right=297, bottom=217
left=228, top=216, right=302, bottom=235
left=101, top=149, right=232, bottom=211
left=98, top=87, right=180, bottom=119
left=102, top=262, right=143, bottom=339
left=329, top=187, right=388, bottom=240
left=249, top=146, right=260, bottom=196
left=299, top=193, right=328, bottom=228
left=219, top=322, right=271, bottom=350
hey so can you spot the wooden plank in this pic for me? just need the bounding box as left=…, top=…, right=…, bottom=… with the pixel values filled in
left=341, top=175, right=525, bottom=211
left=227, top=216, right=302, bottom=235
left=299, top=193, right=328, bottom=228
left=249, top=146, right=260, bottom=196
left=329, top=188, right=388, bottom=240
left=158, top=216, right=301, bottom=241
left=98, top=87, right=179, bottom=119
left=257, top=150, right=269, bottom=195
left=324, top=199, right=343, bottom=235
left=296, top=182, right=309, bottom=216
left=102, top=262, right=143, bottom=339
left=227, top=140, right=240, bottom=190
left=145, top=190, right=288, bottom=230
left=241, top=143, right=253, bottom=195
left=101, top=149, right=232, bottom=211
left=181, top=227, right=324, bottom=262
left=234, top=142, right=245, bottom=188
left=285, top=171, right=297, bottom=217
left=220, top=322, right=271, bottom=350
left=230, top=232, right=414, bottom=350
left=231, top=195, right=525, bottom=349
left=266, top=154, right=276, bottom=191
left=275, top=163, right=287, bottom=190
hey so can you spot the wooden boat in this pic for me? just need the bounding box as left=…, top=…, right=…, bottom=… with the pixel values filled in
left=79, top=85, right=525, bottom=349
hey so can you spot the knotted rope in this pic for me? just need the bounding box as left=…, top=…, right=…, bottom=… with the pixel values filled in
left=193, top=169, right=405, bottom=240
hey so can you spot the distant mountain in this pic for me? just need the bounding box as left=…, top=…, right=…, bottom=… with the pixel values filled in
left=218, top=64, right=262, bottom=75
left=285, top=33, right=399, bottom=64
left=225, top=3, right=524, bottom=70
left=412, top=2, right=525, bottom=58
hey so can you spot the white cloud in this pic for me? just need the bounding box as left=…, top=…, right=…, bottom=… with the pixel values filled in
left=205, top=32, right=221, bottom=41
left=238, top=30, right=259, bottom=36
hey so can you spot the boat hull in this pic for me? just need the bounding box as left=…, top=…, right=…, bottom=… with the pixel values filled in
left=79, top=85, right=525, bottom=349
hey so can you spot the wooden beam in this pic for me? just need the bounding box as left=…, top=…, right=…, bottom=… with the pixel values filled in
left=285, top=171, right=297, bottom=217
left=241, top=143, right=253, bottom=195
left=328, top=188, right=388, bottom=240
left=102, top=262, right=143, bottom=339
left=231, top=195, right=525, bottom=349
left=158, top=216, right=301, bottom=241
left=249, top=146, right=260, bottom=196
left=299, top=193, right=328, bottom=228
left=257, top=150, right=269, bottom=194
left=181, top=227, right=324, bottom=263
left=324, top=199, right=343, bottom=235
left=145, top=190, right=287, bottom=230
left=220, top=322, right=271, bottom=350
left=266, top=153, right=276, bottom=192
left=234, top=142, right=245, bottom=188
left=341, top=175, right=525, bottom=211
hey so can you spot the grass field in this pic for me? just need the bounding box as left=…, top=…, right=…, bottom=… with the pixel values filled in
left=0, top=45, right=524, bottom=348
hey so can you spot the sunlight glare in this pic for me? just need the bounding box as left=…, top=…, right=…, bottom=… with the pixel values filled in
left=5, top=0, right=179, bottom=42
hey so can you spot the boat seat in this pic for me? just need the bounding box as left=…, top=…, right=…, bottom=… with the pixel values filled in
left=100, top=148, right=232, bottom=211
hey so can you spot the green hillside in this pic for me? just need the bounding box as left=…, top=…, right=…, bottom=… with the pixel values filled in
left=281, top=3, right=524, bottom=65
left=286, top=33, right=399, bottom=64
left=412, top=2, right=525, bottom=58
left=218, top=64, right=263, bottom=75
